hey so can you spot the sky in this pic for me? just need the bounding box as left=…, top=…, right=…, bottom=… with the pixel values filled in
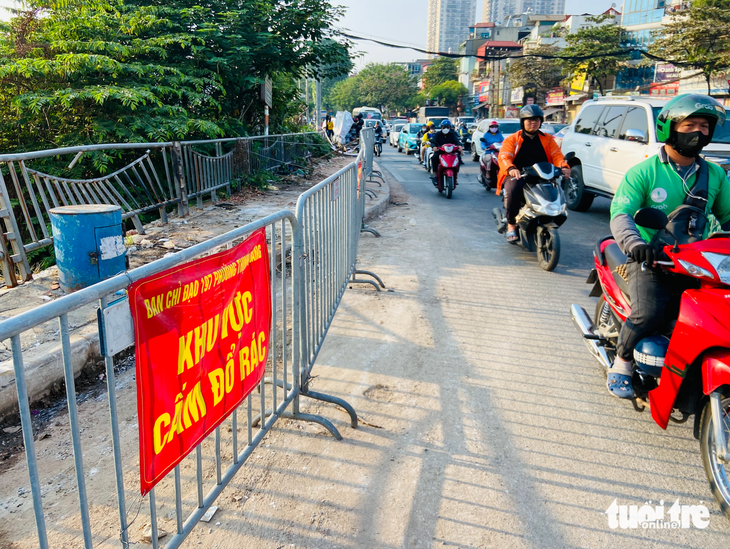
left=337, top=0, right=622, bottom=70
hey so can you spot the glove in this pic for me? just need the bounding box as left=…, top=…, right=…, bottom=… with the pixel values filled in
left=630, top=243, right=657, bottom=265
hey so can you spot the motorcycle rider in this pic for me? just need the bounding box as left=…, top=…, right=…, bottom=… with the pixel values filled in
left=457, top=122, right=471, bottom=148
left=480, top=120, right=504, bottom=151
left=429, top=120, right=462, bottom=183
left=607, top=94, right=730, bottom=398
left=497, top=105, right=570, bottom=242
left=419, top=121, right=435, bottom=164
left=480, top=120, right=505, bottom=184
left=420, top=121, right=436, bottom=164
left=373, top=120, right=384, bottom=154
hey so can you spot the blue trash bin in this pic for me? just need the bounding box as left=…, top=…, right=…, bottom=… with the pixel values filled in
left=50, top=204, right=127, bottom=292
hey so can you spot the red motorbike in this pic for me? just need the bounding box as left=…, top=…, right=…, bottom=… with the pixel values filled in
left=434, top=144, right=461, bottom=199
left=571, top=207, right=730, bottom=518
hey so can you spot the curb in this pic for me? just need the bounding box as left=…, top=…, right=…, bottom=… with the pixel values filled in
left=0, top=329, right=101, bottom=421
left=363, top=162, right=390, bottom=221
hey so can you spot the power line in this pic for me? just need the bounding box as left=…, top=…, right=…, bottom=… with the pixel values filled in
left=335, top=30, right=720, bottom=69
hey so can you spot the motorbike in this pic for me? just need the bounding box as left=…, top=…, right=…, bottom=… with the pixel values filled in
left=491, top=162, right=567, bottom=271
left=432, top=144, right=460, bottom=199
left=459, top=129, right=472, bottom=152
left=478, top=142, right=502, bottom=191
left=374, top=134, right=383, bottom=157
left=571, top=206, right=730, bottom=520
left=423, top=143, right=434, bottom=173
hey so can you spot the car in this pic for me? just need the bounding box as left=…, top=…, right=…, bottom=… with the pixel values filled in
left=390, top=123, right=406, bottom=147
left=558, top=97, right=730, bottom=211
left=456, top=116, right=476, bottom=126
left=397, top=123, right=424, bottom=155
left=470, top=118, right=522, bottom=161
left=552, top=125, right=570, bottom=149
left=364, top=118, right=387, bottom=137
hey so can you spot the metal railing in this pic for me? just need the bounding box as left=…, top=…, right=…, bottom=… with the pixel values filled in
left=1, top=137, right=377, bottom=549
left=0, top=132, right=324, bottom=288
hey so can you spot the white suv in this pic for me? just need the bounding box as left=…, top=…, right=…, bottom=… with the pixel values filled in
left=562, top=97, right=730, bottom=211
left=560, top=97, right=670, bottom=211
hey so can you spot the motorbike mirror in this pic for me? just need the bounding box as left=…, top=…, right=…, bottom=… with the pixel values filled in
left=633, top=207, right=668, bottom=230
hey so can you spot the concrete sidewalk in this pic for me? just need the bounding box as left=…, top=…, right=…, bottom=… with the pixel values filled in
left=0, top=162, right=389, bottom=419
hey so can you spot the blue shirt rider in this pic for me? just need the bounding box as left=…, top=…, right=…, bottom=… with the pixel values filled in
left=480, top=120, right=505, bottom=150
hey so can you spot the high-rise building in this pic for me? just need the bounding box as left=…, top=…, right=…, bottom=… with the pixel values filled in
left=482, top=0, right=565, bottom=24
left=427, top=0, right=477, bottom=55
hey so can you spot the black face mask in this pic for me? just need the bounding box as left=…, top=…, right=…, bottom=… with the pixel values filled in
left=670, top=130, right=712, bottom=157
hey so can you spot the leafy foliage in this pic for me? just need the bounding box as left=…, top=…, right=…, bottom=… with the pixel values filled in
left=508, top=45, right=562, bottom=95
left=0, top=0, right=352, bottom=153
left=428, top=80, right=468, bottom=113
left=422, top=57, right=458, bottom=94
left=649, top=2, right=730, bottom=94
left=326, top=63, right=418, bottom=114
left=557, top=14, right=628, bottom=95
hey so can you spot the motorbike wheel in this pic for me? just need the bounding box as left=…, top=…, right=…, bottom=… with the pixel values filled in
left=700, top=394, right=730, bottom=520
left=536, top=227, right=560, bottom=271
left=446, top=176, right=454, bottom=199
left=564, top=165, right=595, bottom=212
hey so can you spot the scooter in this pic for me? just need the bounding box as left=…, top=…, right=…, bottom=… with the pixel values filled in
left=491, top=162, right=567, bottom=271
left=423, top=143, right=434, bottom=173
left=478, top=142, right=502, bottom=190
left=374, top=135, right=383, bottom=157
left=571, top=206, right=730, bottom=520
left=432, top=144, right=460, bottom=199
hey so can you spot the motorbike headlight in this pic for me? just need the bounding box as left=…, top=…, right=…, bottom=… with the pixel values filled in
left=532, top=200, right=563, bottom=217
left=702, top=252, right=730, bottom=283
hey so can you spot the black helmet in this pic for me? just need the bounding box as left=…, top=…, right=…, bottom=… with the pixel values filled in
left=519, top=104, right=543, bottom=131
left=656, top=93, right=726, bottom=142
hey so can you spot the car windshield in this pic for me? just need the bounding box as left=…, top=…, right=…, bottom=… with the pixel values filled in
left=499, top=122, right=521, bottom=134
left=394, top=125, right=405, bottom=132
left=712, top=119, right=730, bottom=144
left=651, top=106, right=730, bottom=144
left=409, top=124, right=423, bottom=134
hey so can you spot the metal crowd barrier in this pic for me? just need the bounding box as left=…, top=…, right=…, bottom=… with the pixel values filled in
left=0, top=132, right=324, bottom=288
left=2, top=144, right=383, bottom=548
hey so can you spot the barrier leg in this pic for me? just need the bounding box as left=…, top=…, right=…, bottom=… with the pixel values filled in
left=301, top=388, right=358, bottom=429
left=251, top=408, right=343, bottom=441
left=360, top=222, right=381, bottom=238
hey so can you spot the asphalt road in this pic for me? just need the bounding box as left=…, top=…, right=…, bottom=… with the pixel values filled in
left=336, top=142, right=730, bottom=548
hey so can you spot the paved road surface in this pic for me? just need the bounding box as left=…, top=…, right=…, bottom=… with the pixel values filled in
left=179, top=145, right=730, bottom=548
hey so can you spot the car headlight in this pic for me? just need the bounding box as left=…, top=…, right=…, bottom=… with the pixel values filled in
left=702, top=252, right=730, bottom=283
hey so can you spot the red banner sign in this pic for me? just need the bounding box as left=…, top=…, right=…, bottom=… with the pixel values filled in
left=129, top=229, right=271, bottom=495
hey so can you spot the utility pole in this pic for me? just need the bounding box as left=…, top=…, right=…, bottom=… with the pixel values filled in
left=305, top=78, right=310, bottom=124
left=316, top=79, right=322, bottom=130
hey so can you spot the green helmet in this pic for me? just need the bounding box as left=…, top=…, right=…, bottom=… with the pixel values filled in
left=656, top=93, right=726, bottom=143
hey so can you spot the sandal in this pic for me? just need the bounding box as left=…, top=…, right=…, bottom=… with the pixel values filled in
left=506, top=230, right=519, bottom=242
left=607, top=372, right=635, bottom=399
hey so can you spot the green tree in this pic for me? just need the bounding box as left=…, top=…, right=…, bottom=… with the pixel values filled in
left=0, top=0, right=352, bottom=155
left=422, top=56, right=458, bottom=93
left=558, top=13, right=628, bottom=95
left=327, top=76, right=362, bottom=111
left=356, top=63, right=418, bottom=113
left=428, top=80, right=468, bottom=114
left=649, top=1, right=730, bottom=95
left=508, top=45, right=563, bottom=95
